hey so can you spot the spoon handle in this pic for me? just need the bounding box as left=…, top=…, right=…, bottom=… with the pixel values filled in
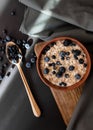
left=17, top=64, right=41, bottom=117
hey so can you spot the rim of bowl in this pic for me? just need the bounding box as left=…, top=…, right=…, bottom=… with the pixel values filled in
left=36, top=37, right=91, bottom=90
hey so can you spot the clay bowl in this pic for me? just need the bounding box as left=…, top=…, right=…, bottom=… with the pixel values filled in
left=34, top=37, right=91, bottom=90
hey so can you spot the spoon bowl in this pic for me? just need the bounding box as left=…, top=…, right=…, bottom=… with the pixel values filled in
left=6, top=41, right=41, bottom=117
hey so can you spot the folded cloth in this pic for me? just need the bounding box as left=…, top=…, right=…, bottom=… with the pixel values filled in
left=20, top=7, right=93, bottom=42
left=19, top=0, right=93, bottom=32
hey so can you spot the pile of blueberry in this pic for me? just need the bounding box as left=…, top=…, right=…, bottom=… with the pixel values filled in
left=7, top=45, right=22, bottom=64
left=0, top=30, right=34, bottom=83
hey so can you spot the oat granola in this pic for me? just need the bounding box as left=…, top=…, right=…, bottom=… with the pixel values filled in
left=40, top=39, right=87, bottom=87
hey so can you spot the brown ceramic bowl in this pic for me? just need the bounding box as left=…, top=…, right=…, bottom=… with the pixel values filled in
left=35, top=37, right=91, bottom=90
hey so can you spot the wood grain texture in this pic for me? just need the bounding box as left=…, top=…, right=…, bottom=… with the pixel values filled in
left=34, top=42, right=84, bottom=125
left=50, top=85, right=83, bottom=125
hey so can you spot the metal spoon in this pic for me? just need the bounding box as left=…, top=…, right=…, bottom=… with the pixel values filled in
left=6, top=41, right=41, bottom=117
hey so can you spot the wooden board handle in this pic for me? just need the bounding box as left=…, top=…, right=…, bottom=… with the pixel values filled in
left=17, top=64, right=41, bottom=117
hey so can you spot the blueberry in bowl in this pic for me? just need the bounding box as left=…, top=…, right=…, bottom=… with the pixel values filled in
left=35, top=37, right=91, bottom=90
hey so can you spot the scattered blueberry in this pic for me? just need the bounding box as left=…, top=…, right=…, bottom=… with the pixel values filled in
left=6, top=35, right=11, bottom=41
left=59, top=82, right=67, bottom=87
left=59, top=66, right=66, bottom=73
left=69, top=65, right=75, bottom=71
left=75, top=74, right=81, bottom=79
left=43, top=68, right=49, bottom=74
left=65, top=74, right=69, bottom=78
left=51, top=55, right=56, bottom=59
left=44, top=56, right=50, bottom=62
left=25, top=62, right=31, bottom=68
left=6, top=71, right=11, bottom=77
left=30, top=57, right=36, bottom=63
left=24, top=42, right=31, bottom=49
left=79, top=58, right=84, bottom=64
left=16, top=40, right=22, bottom=46
left=63, top=39, right=72, bottom=46
left=11, top=64, right=15, bottom=69
left=11, top=10, right=16, bottom=16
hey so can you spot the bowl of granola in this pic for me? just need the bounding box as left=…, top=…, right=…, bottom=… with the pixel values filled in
left=35, top=37, right=91, bottom=90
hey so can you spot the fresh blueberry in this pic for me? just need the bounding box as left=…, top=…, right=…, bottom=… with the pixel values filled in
left=16, top=40, right=22, bottom=46
left=6, top=35, right=11, bottom=41
left=59, top=67, right=66, bottom=73
left=2, top=29, right=7, bottom=34
left=59, top=51, right=66, bottom=57
left=44, top=56, right=50, bottom=62
left=79, top=58, right=84, bottom=64
left=65, top=74, right=69, bottom=78
left=59, top=82, right=67, bottom=87
left=48, top=63, right=53, bottom=67
left=43, top=68, right=49, bottom=74
left=30, top=57, right=36, bottom=63
left=70, top=42, right=76, bottom=46
left=69, top=65, right=75, bottom=71
left=74, top=55, right=78, bottom=60
left=25, top=62, right=31, bottom=68
left=24, top=42, right=31, bottom=49
left=51, top=55, right=56, bottom=59
left=52, top=62, right=55, bottom=66
left=45, top=46, right=50, bottom=52
left=56, top=61, right=61, bottom=65
left=6, top=72, right=11, bottom=77
left=66, top=52, right=70, bottom=55
left=84, top=63, right=87, bottom=67
left=63, top=39, right=72, bottom=46
left=61, top=56, right=65, bottom=60
left=52, top=71, right=56, bottom=74
left=72, top=49, right=81, bottom=56
left=11, top=10, right=16, bottom=16
left=75, top=74, right=81, bottom=79
left=56, top=71, right=63, bottom=78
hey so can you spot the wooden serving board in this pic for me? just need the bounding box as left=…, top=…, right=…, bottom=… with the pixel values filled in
left=34, top=42, right=84, bottom=125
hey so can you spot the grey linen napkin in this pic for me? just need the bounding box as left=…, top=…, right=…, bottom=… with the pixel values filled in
left=18, top=0, right=93, bottom=130
left=19, top=0, right=93, bottom=33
